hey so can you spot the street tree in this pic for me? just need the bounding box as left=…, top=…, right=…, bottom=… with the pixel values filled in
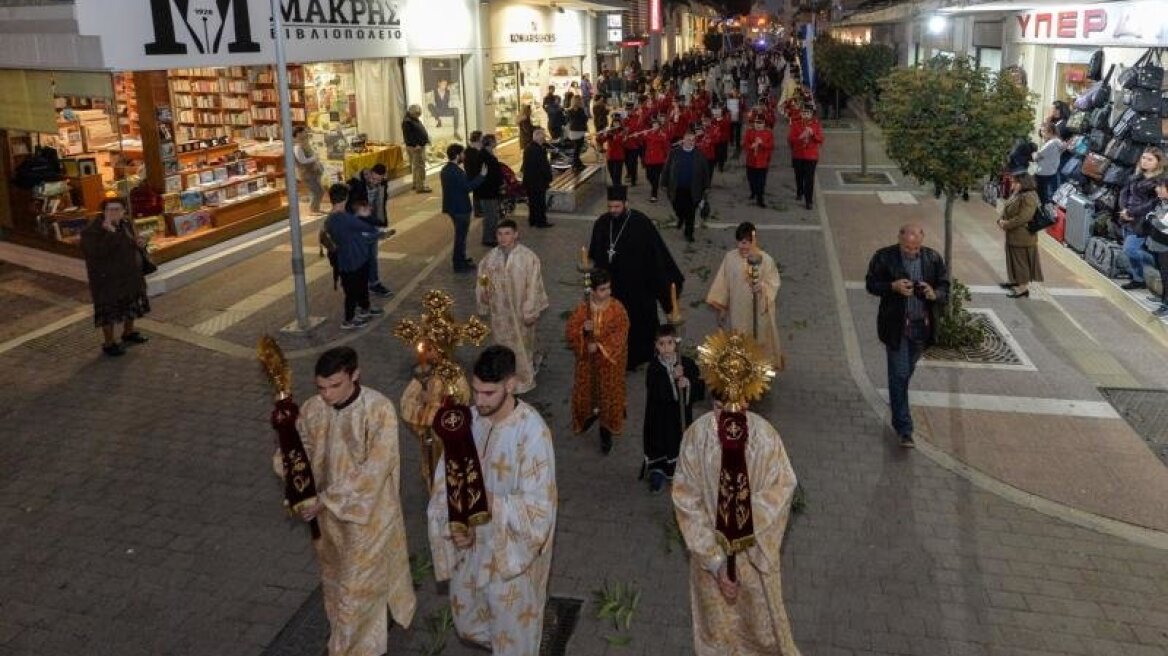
left=876, top=55, right=1033, bottom=269
left=814, top=37, right=895, bottom=174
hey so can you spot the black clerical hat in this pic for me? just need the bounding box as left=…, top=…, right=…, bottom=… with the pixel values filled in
left=607, top=185, right=628, bottom=201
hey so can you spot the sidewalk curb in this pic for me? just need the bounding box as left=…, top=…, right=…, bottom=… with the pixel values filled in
left=815, top=185, right=1168, bottom=551
left=1038, top=232, right=1168, bottom=351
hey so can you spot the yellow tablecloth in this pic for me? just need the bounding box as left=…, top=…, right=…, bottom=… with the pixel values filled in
left=343, top=146, right=404, bottom=180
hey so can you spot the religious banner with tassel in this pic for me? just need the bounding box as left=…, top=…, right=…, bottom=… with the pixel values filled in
left=696, top=329, right=776, bottom=581
left=430, top=360, right=491, bottom=532
left=257, top=335, right=321, bottom=540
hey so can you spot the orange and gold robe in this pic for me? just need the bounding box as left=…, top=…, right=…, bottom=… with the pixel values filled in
left=565, top=298, right=629, bottom=434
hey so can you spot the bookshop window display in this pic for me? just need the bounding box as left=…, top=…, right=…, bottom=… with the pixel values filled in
left=2, top=61, right=410, bottom=263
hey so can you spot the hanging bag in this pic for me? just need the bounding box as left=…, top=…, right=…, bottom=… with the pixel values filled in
left=1103, top=138, right=1143, bottom=167
left=1087, top=50, right=1105, bottom=81
left=1111, top=107, right=1137, bottom=139
left=1130, top=114, right=1163, bottom=144
left=1120, top=48, right=1163, bottom=90
left=1103, top=164, right=1134, bottom=187
left=1066, top=111, right=1089, bottom=134
left=1124, top=87, right=1161, bottom=114
left=1081, top=152, right=1111, bottom=181
left=1089, top=106, right=1112, bottom=131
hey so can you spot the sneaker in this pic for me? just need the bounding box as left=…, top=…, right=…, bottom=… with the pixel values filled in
left=340, top=319, right=367, bottom=330
left=369, top=283, right=394, bottom=297
left=649, top=196, right=658, bottom=203
left=899, top=433, right=916, bottom=448
left=1122, top=280, right=1146, bottom=290
left=1155, top=305, right=1168, bottom=317
left=358, top=307, right=385, bottom=318
left=648, top=471, right=666, bottom=494
left=102, top=343, right=126, bottom=357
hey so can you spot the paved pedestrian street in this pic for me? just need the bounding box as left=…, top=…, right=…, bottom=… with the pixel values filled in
left=2, top=118, right=1168, bottom=656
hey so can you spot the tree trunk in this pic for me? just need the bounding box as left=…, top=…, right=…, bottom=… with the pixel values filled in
left=858, top=97, right=868, bottom=175
left=944, top=192, right=955, bottom=269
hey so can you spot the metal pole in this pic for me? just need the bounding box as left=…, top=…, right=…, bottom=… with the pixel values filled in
left=272, top=0, right=310, bottom=331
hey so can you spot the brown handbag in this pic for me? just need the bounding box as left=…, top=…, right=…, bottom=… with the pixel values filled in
left=1081, top=152, right=1111, bottom=181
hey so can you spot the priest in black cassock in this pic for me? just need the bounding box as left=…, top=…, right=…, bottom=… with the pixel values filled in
left=589, top=185, right=685, bottom=370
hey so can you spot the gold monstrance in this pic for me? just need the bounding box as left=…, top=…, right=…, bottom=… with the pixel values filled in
left=694, top=330, right=776, bottom=581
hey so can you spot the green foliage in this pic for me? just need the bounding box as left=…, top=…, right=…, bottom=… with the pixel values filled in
left=875, top=56, right=1033, bottom=199
left=662, top=515, right=687, bottom=555
left=409, top=553, right=433, bottom=589
left=593, top=580, right=640, bottom=646
left=935, top=278, right=986, bottom=349
left=421, top=607, right=455, bottom=656
left=815, top=37, right=896, bottom=102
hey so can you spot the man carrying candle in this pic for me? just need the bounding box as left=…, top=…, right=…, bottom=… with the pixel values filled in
left=705, top=222, right=783, bottom=370
left=427, top=345, right=558, bottom=655
left=672, top=332, right=800, bottom=656
left=475, top=220, right=550, bottom=394
left=588, top=185, right=685, bottom=370
left=275, top=346, right=417, bottom=655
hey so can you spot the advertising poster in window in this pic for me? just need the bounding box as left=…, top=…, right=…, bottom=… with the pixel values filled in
left=421, top=58, right=466, bottom=143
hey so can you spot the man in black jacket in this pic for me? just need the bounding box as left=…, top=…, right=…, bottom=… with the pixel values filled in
left=463, top=131, right=484, bottom=218
left=401, top=104, right=432, bottom=193
left=865, top=224, right=950, bottom=448
left=522, top=128, right=554, bottom=228
left=345, top=164, right=394, bottom=298
left=477, top=134, right=504, bottom=246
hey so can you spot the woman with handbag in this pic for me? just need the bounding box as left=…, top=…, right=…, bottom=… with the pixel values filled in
left=995, top=173, right=1044, bottom=299
left=80, top=198, right=152, bottom=357
left=1117, top=148, right=1165, bottom=290
left=1032, top=122, right=1064, bottom=204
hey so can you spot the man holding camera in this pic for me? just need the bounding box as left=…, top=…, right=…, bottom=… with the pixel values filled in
left=864, top=224, right=950, bottom=448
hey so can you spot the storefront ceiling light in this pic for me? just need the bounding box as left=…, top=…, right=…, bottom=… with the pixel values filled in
left=936, top=1, right=1049, bottom=14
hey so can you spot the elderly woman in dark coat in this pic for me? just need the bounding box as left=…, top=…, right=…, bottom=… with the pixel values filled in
left=80, top=197, right=151, bottom=357
left=996, top=173, right=1043, bottom=298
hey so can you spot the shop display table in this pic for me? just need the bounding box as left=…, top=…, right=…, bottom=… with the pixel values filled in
left=342, top=145, right=403, bottom=180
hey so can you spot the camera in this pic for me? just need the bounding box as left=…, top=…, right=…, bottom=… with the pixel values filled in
left=913, top=282, right=928, bottom=299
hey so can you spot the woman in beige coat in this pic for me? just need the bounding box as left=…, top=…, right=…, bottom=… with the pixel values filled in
left=996, top=173, right=1043, bottom=298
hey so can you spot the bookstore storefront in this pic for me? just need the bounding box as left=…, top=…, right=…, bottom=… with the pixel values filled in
left=0, top=0, right=478, bottom=264
left=488, top=3, right=594, bottom=141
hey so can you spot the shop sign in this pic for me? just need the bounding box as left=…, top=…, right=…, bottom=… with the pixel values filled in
left=649, top=0, right=663, bottom=33
left=1013, top=1, right=1168, bottom=46
left=620, top=39, right=647, bottom=47
left=77, top=0, right=482, bottom=69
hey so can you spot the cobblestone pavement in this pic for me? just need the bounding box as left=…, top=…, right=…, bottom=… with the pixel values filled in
left=2, top=126, right=1168, bottom=656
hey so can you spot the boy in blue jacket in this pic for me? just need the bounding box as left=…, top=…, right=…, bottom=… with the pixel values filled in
left=323, top=183, right=390, bottom=329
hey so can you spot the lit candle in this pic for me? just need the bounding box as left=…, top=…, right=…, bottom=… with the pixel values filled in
left=670, top=283, right=680, bottom=318
left=415, top=341, right=425, bottom=367
left=580, top=246, right=589, bottom=269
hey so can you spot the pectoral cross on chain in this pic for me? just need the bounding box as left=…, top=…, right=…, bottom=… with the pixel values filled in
left=607, top=247, right=616, bottom=260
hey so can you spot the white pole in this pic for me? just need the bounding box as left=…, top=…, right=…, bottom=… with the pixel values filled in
left=271, top=0, right=310, bottom=331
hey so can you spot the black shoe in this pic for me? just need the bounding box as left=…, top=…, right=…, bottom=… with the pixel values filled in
left=998, top=282, right=1017, bottom=289
left=102, top=343, right=126, bottom=357
left=757, top=199, right=766, bottom=208
left=899, top=434, right=915, bottom=448
left=462, top=257, right=475, bottom=267
left=1007, top=290, right=1030, bottom=299
left=805, top=201, right=813, bottom=210
left=600, top=427, right=613, bottom=455
left=536, top=222, right=555, bottom=228
left=685, top=234, right=695, bottom=243
left=1122, top=281, right=1146, bottom=290
left=369, top=283, right=394, bottom=298
left=1155, top=305, right=1168, bottom=317
left=649, top=471, right=665, bottom=494
left=121, top=331, right=149, bottom=345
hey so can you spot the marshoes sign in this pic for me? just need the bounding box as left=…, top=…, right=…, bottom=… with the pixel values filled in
left=1013, top=1, right=1168, bottom=46
left=77, top=0, right=434, bottom=69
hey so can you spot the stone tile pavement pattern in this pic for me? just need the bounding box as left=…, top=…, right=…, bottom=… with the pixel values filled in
left=2, top=123, right=1168, bottom=656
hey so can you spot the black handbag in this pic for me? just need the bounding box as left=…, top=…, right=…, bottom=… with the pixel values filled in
left=1120, top=49, right=1164, bottom=90
left=1088, top=128, right=1108, bottom=153
left=1110, top=107, right=1136, bottom=138
left=1066, top=111, right=1089, bottom=134
left=1125, top=87, right=1161, bottom=114
left=1104, top=138, right=1143, bottom=167
left=1130, top=114, right=1163, bottom=144
left=1087, top=50, right=1104, bottom=81
left=1103, top=164, right=1133, bottom=187
left=138, top=245, right=158, bottom=276
left=1089, top=106, right=1111, bottom=131
left=1162, top=94, right=1168, bottom=119
left=1027, top=202, right=1057, bottom=233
